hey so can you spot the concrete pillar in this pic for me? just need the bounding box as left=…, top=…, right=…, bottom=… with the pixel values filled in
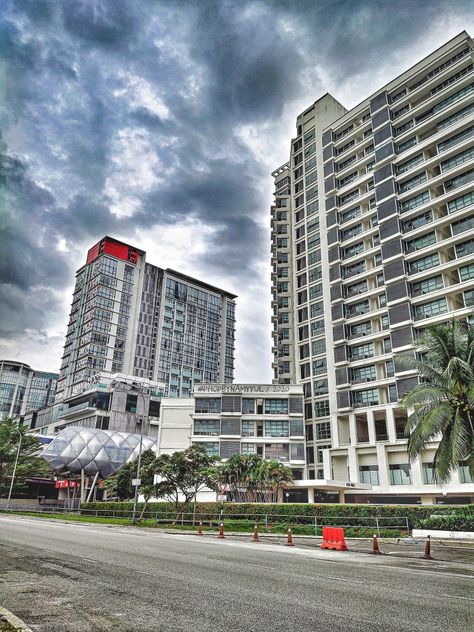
left=307, top=487, right=315, bottom=503
left=338, top=490, right=345, bottom=503
left=421, top=495, right=436, bottom=505
left=367, top=409, right=376, bottom=445
left=386, top=406, right=397, bottom=443
left=349, top=414, right=357, bottom=446
left=411, top=456, right=423, bottom=486
left=376, top=443, right=389, bottom=486
left=347, top=446, right=358, bottom=482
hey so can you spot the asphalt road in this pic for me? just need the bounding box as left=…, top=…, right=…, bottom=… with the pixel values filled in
left=0, top=516, right=472, bottom=632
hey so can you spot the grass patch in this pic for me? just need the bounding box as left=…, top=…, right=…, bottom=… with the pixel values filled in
left=3, top=511, right=406, bottom=538
left=0, top=619, right=21, bottom=631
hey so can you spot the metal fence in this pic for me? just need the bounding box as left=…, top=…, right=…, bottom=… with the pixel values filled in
left=0, top=505, right=409, bottom=536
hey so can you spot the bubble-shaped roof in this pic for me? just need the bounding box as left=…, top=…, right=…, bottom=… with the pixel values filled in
left=41, top=426, right=157, bottom=478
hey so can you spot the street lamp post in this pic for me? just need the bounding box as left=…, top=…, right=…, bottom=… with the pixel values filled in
left=6, top=427, right=22, bottom=510
left=131, top=386, right=148, bottom=524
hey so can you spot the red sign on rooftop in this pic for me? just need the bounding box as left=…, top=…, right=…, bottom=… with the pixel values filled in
left=86, top=237, right=144, bottom=266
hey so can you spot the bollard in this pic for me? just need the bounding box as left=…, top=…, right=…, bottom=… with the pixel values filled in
left=421, top=535, right=433, bottom=560
left=286, top=528, right=295, bottom=547
left=218, top=522, right=225, bottom=539
left=197, top=521, right=203, bottom=536
left=252, top=524, right=259, bottom=543
left=372, top=533, right=381, bottom=555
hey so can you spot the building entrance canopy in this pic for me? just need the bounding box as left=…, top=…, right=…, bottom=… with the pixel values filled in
left=41, top=426, right=157, bottom=478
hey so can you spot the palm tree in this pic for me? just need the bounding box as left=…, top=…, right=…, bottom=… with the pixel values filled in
left=218, top=454, right=293, bottom=502
left=400, top=319, right=474, bottom=482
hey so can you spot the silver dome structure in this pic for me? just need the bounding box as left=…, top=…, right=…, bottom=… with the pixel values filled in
left=41, top=426, right=157, bottom=478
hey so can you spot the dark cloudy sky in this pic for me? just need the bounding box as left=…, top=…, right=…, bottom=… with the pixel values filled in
left=1, top=0, right=473, bottom=382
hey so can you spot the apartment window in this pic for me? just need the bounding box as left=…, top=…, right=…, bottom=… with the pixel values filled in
left=464, top=290, right=474, bottom=307
left=345, top=300, right=370, bottom=318
left=305, top=171, right=318, bottom=186
left=304, top=143, right=316, bottom=158
left=342, top=261, right=367, bottom=279
left=313, top=379, right=328, bottom=396
left=459, top=460, right=473, bottom=483
left=278, top=267, right=289, bottom=278
left=346, top=280, right=368, bottom=297
left=396, top=154, right=424, bottom=175
left=397, top=137, right=417, bottom=152
left=350, top=342, right=374, bottom=359
left=404, top=231, right=436, bottom=253
left=278, top=282, right=289, bottom=292
left=352, top=365, right=376, bottom=383
left=422, top=463, right=435, bottom=484
left=200, top=442, right=220, bottom=457
left=448, top=191, right=474, bottom=213
left=194, top=419, right=220, bottom=436
left=437, top=125, right=474, bottom=153
left=433, top=82, right=474, bottom=114
left=241, top=420, right=255, bottom=436
left=308, top=250, right=321, bottom=265
left=341, top=242, right=364, bottom=259
left=386, top=360, right=395, bottom=377
left=456, top=238, right=474, bottom=258
left=240, top=443, right=257, bottom=455
left=459, top=263, right=474, bottom=282
left=384, top=338, right=392, bottom=353
left=306, top=446, right=314, bottom=464
left=381, top=315, right=390, bottom=330
left=389, top=464, right=412, bottom=485
left=316, top=444, right=330, bottom=464
left=442, top=147, right=474, bottom=172
left=407, top=253, right=440, bottom=274
left=311, top=319, right=325, bottom=336
left=410, top=275, right=443, bottom=296
left=398, top=172, right=427, bottom=193
left=125, top=394, right=138, bottom=413
left=353, top=388, right=379, bottom=407
left=341, top=223, right=362, bottom=241
left=316, top=421, right=331, bottom=440
left=307, top=218, right=319, bottom=234
left=401, top=210, right=432, bottom=233
left=309, top=284, right=323, bottom=300
left=339, top=206, right=361, bottom=224
left=452, top=215, right=474, bottom=235
left=314, top=400, right=330, bottom=418
left=307, top=200, right=318, bottom=216
left=437, top=102, right=474, bottom=131
left=281, top=329, right=290, bottom=340
left=309, top=267, right=322, bottom=283
left=305, top=156, right=317, bottom=172
left=264, top=399, right=288, bottom=414
left=265, top=420, right=289, bottom=437
left=310, top=302, right=324, bottom=318
left=195, top=398, right=221, bottom=413
left=312, top=358, right=327, bottom=375
left=413, top=298, right=448, bottom=320
left=312, top=339, right=326, bottom=355
left=348, top=321, right=371, bottom=338
left=399, top=191, right=430, bottom=213
left=359, top=465, right=379, bottom=485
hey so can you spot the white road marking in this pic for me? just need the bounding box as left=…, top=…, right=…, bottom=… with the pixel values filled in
left=442, top=594, right=474, bottom=601
left=246, top=563, right=277, bottom=570
left=81, top=558, right=99, bottom=563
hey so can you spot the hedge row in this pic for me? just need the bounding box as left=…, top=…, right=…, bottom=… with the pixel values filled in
left=81, top=501, right=473, bottom=530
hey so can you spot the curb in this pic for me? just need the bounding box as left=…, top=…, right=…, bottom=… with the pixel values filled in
left=0, top=607, right=33, bottom=631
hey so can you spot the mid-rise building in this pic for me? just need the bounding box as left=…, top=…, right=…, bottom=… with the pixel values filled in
left=0, top=360, right=58, bottom=420
left=56, top=236, right=236, bottom=403
left=271, top=31, right=474, bottom=503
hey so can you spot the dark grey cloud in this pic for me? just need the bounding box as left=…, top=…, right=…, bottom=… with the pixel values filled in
left=0, top=0, right=473, bottom=377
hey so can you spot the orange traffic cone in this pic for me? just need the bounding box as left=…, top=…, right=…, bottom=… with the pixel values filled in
left=252, top=524, right=259, bottom=542
left=286, top=528, right=295, bottom=547
left=372, top=533, right=381, bottom=554
left=218, top=522, right=225, bottom=539
left=421, top=535, right=433, bottom=560
left=197, top=521, right=203, bottom=536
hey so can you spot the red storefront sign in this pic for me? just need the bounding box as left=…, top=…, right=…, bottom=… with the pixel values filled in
left=55, top=480, right=79, bottom=489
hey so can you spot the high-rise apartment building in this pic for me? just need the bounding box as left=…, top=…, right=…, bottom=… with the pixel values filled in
left=0, top=360, right=58, bottom=420
left=56, top=236, right=236, bottom=402
left=271, top=31, right=474, bottom=503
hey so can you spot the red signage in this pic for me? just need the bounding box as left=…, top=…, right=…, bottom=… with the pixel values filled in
left=55, top=480, right=79, bottom=489
left=86, top=237, right=144, bottom=265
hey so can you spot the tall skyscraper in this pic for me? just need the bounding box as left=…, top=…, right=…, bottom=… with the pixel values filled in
left=56, top=236, right=236, bottom=402
left=0, top=360, right=58, bottom=420
left=271, top=31, right=474, bottom=503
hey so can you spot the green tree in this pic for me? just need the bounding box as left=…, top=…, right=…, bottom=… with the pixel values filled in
left=218, top=453, right=293, bottom=502
left=400, top=319, right=474, bottom=482
left=153, top=444, right=219, bottom=520
left=103, top=449, right=156, bottom=505
left=0, top=418, right=50, bottom=497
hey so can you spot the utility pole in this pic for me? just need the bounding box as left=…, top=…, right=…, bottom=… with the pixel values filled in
left=6, top=427, right=22, bottom=510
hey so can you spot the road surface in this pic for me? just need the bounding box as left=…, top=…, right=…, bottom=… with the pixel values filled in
left=0, top=515, right=472, bottom=631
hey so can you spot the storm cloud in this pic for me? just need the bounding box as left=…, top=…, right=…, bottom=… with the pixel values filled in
left=0, top=0, right=473, bottom=380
